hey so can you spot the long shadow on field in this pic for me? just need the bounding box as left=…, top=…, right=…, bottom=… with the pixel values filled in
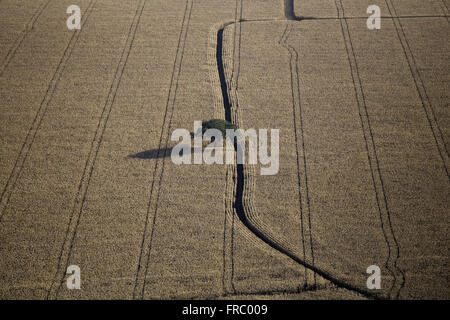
left=128, top=146, right=202, bottom=160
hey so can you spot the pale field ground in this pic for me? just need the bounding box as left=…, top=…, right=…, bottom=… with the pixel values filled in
left=0, top=0, right=448, bottom=299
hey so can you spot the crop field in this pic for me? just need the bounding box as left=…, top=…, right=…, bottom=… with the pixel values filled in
left=0, top=0, right=448, bottom=300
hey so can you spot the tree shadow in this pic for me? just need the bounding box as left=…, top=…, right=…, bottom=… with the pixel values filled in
left=128, top=145, right=203, bottom=160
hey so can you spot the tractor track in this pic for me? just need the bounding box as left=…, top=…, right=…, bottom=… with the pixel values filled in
left=336, top=0, right=405, bottom=299
left=0, top=0, right=52, bottom=77
left=133, top=0, right=193, bottom=300
left=209, top=1, right=383, bottom=300
left=279, top=22, right=317, bottom=287
left=47, top=0, right=146, bottom=299
left=385, top=0, right=449, bottom=179
left=0, top=0, right=96, bottom=225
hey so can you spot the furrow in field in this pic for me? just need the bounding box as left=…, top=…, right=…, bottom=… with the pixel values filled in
left=0, top=0, right=51, bottom=77
left=207, top=0, right=376, bottom=298
left=0, top=0, right=95, bottom=223
left=213, top=13, right=312, bottom=297
left=139, top=0, right=236, bottom=299
left=47, top=0, right=147, bottom=299
left=229, top=0, right=449, bottom=300
left=279, top=22, right=317, bottom=287
left=384, top=0, right=449, bottom=176
left=336, top=0, right=404, bottom=299
left=0, top=1, right=83, bottom=198
left=138, top=0, right=308, bottom=299
left=51, top=0, right=194, bottom=299
left=207, top=20, right=238, bottom=295
left=341, top=2, right=449, bottom=300
left=216, top=1, right=312, bottom=295
left=213, top=10, right=333, bottom=298
left=0, top=0, right=45, bottom=63
left=133, top=0, right=193, bottom=299
left=0, top=0, right=100, bottom=299
left=393, top=11, right=450, bottom=168
left=218, top=13, right=399, bottom=297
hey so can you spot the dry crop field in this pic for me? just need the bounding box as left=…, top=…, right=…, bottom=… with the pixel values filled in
left=0, top=0, right=448, bottom=300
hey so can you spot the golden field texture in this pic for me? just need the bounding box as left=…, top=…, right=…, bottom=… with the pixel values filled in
left=0, top=0, right=448, bottom=299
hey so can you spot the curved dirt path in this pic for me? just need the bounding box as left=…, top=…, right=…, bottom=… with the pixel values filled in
left=208, top=1, right=380, bottom=299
